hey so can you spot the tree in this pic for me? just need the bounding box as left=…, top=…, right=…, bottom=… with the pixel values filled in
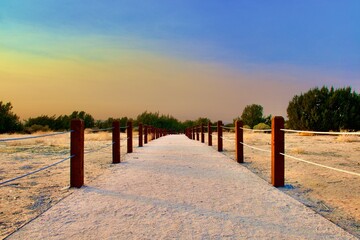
left=287, top=86, right=360, bottom=131
left=69, top=111, right=95, bottom=129
left=240, top=104, right=264, bottom=128
left=0, top=101, right=23, bottom=133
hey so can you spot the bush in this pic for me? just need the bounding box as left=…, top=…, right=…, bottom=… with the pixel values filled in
left=253, top=123, right=271, bottom=132
left=25, top=124, right=51, bottom=133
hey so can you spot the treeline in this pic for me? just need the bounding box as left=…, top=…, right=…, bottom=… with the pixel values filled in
left=0, top=103, right=213, bottom=134
left=1, top=86, right=359, bottom=133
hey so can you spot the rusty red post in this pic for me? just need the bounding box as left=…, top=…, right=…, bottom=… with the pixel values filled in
left=208, top=122, right=212, bottom=146
left=217, top=120, right=223, bottom=152
left=127, top=121, right=133, bottom=153
left=201, top=124, right=205, bottom=143
left=271, top=116, right=285, bottom=187
left=235, top=120, right=244, bottom=163
left=112, top=120, right=120, bottom=164
left=138, top=123, right=143, bottom=147
left=70, top=119, right=84, bottom=188
left=144, top=125, right=148, bottom=144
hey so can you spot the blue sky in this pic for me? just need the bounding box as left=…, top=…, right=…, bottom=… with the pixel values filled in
left=0, top=1, right=359, bottom=120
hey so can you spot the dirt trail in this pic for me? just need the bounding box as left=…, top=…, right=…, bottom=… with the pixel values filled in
left=7, top=135, right=357, bottom=239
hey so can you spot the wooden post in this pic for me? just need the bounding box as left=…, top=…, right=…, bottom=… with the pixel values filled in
left=235, top=120, right=244, bottom=163
left=144, top=125, right=148, bottom=144
left=138, top=123, right=143, bottom=147
left=70, top=119, right=84, bottom=188
left=217, top=121, right=223, bottom=152
left=271, top=116, right=285, bottom=187
left=112, top=120, right=120, bottom=164
left=208, top=122, right=212, bottom=146
left=127, top=121, right=133, bottom=153
left=201, top=124, right=205, bottom=143
left=192, top=127, right=195, bottom=140
left=196, top=127, right=199, bottom=141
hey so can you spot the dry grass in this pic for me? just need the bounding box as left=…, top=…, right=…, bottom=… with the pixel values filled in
left=0, top=131, right=139, bottom=239
left=336, top=135, right=360, bottom=143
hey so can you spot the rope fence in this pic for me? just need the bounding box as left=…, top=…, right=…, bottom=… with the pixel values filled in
left=0, top=131, right=73, bottom=142
left=185, top=117, right=360, bottom=187
left=0, top=155, right=74, bottom=187
left=0, top=119, right=169, bottom=188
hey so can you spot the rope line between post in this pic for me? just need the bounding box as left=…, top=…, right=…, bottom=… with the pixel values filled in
left=281, top=129, right=360, bottom=135
left=280, top=153, right=360, bottom=177
left=240, top=142, right=271, bottom=153
left=0, top=155, right=74, bottom=186
left=240, top=127, right=272, bottom=132
left=88, top=127, right=114, bottom=132
left=0, top=131, right=73, bottom=142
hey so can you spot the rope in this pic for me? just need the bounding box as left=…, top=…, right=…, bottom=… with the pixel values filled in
left=88, top=127, right=114, bottom=132
left=84, top=142, right=114, bottom=154
left=0, top=131, right=73, bottom=142
left=240, top=127, right=272, bottom=132
left=240, top=142, right=271, bottom=153
left=0, top=155, right=74, bottom=186
left=280, top=153, right=360, bottom=177
left=120, top=126, right=128, bottom=129
left=281, top=129, right=360, bottom=135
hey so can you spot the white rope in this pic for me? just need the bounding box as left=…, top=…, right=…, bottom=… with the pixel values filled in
left=281, top=129, right=360, bottom=135
left=240, top=142, right=271, bottom=153
left=280, top=153, right=360, bottom=177
left=240, top=127, right=272, bottom=132
left=0, top=155, right=74, bottom=186
left=0, top=131, right=72, bottom=142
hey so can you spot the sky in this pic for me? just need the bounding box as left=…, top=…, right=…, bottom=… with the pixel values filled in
left=0, top=1, right=359, bottom=122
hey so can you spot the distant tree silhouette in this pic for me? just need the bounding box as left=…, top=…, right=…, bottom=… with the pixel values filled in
left=0, top=101, right=23, bottom=133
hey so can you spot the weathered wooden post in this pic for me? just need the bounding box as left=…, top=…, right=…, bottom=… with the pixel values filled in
left=196, top=126, right=199, bottom=141
left=217, top=121, right=223, bottom=152
left=235, top=120, right=244, bottom=163
left=127, top=121, right=133, bottom=153
left=112, top=120, right=120, bottom=164
left=201, top=124, right=205, bottom=143
left=208, top=122, right=212, bottom=146
left=138, top=123, right=143, bottom=147
left=192, top=127, right=196, bottom=140
left=271, top=116, right=285, bottom=187
left=144, top=125, right=148, bottom=144
left=70, top=119, right=84, bottom=188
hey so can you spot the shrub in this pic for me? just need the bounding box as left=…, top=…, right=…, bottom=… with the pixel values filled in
left=253, top=123, right=271, bottom=131
left=25, top=124, right=51, bottom=134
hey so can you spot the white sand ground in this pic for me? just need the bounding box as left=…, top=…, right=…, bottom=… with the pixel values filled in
left=7, top=135, right=357, bottom=239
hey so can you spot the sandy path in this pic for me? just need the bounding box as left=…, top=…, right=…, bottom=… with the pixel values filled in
left=7, top=135, right=356, bottom=239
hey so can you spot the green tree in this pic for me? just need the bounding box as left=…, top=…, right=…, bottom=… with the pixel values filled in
left=240, top=104, right=264, bottom=128
left=287, top=86, right=360, bottom=131
left=69, top=111, right=95, bottom=129
left=24, top=115, right=57, bottom=130
left=0, top=101, right=23, bottom=133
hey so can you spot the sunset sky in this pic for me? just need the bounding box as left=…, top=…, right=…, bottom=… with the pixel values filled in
left=1, top=1, right=359, bottom=122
